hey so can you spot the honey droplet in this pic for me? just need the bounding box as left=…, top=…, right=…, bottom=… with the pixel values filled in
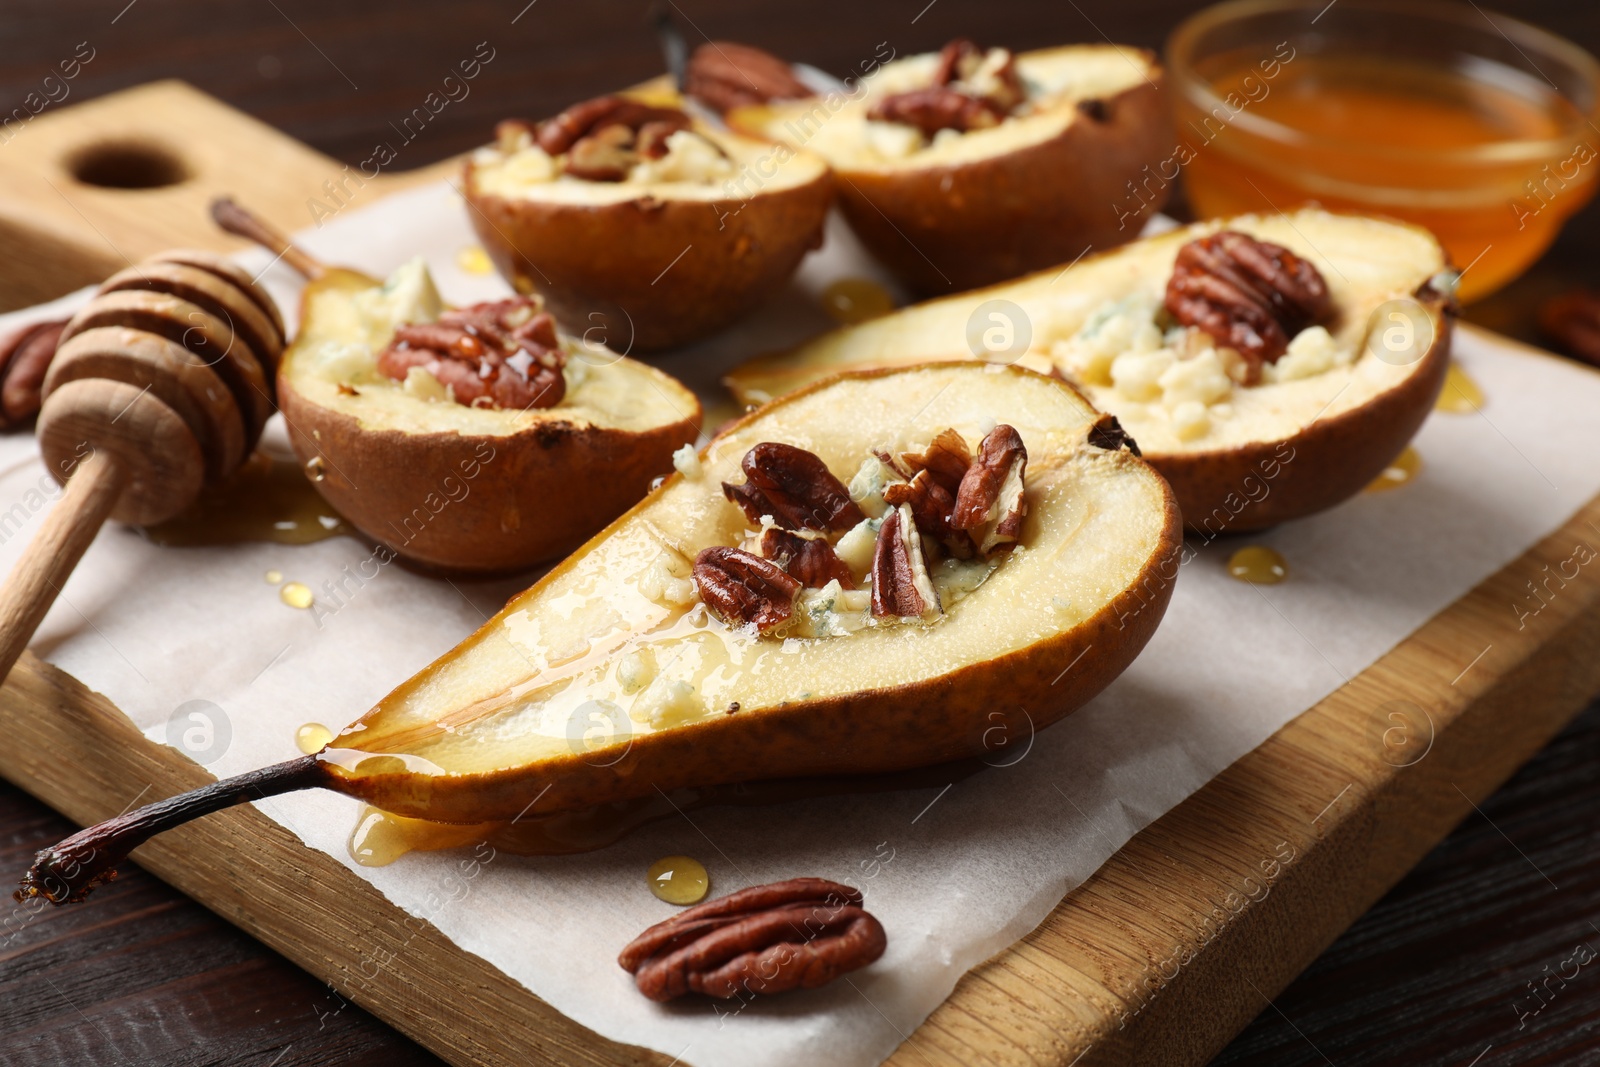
left=1367, top=446, right=1422, bottom=493
left=265, top=569, right=283, bottom=584
left=457, top=244, right=494, bottom=275
left=648, top=855, right=709, bottom=905
left=1435, top=362, right=1485, bottom=414
left=821, top=278, right=894, bottom=325
left=1227, top=545, right=1287, bottom=585
left=280, top=581, right=314, bottom=609
left=295, top=722, right=334, bottom=754
left=305, top=456, right=328, bottom=482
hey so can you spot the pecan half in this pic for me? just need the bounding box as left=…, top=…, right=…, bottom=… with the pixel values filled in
left=868, top=86, right=1003, bottom=136
left=871, top=504, right=942, bottom=619
left=723, top=443, right=865, bottom=532
left=564, top=123, right=638, bottom=182
left=953, top=424, right=1027, bottom=555
left=1539, top=289, right=1600, bottom=368
left=685, top=41, right=814, bottom=114
left=534, top=95, right=690, bottom=155
left=884, top=470, right=973, bottom=559
left=761, top=528, right=855, bottom=589
left=0, top=318, right=67, bottom=429
left=376, top=297, right=566, bottom=410
left=694, top=546, right=801, bottom=633
left=1087, top=412, right=1142, bottom=456
left=1164, top=231, right=1332, bottom=381
left=619, top=877, right=886, bottom=1002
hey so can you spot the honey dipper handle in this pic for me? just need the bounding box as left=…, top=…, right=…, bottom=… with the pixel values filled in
left=0, top=448, right=124, bottom=682
left=209, top=196, right=325, bottom=281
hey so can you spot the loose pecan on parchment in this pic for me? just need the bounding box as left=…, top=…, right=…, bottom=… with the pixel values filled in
left=685, top=41, right=814, bottom=114
left=0, top=318, right=67, bottom=429
left=619, top=877, right=887, bottom=1002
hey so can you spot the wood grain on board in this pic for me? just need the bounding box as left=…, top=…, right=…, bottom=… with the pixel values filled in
left=1, top=79, right=1599, bottom=1067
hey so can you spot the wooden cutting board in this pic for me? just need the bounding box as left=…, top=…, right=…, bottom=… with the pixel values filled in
left=3, top=80, right=1599, bottom=1067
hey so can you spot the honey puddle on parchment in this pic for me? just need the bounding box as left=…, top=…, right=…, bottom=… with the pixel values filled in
left=143, top=451, right=349, bottom=547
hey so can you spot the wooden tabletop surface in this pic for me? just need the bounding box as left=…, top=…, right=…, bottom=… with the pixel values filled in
left=2, top=2, right=1598, bottom=1065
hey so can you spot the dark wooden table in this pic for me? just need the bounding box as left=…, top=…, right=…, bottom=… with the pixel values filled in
left=2, top=2, right=1598, bottom=1065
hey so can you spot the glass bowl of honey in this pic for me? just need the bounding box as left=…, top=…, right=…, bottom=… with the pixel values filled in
left=1167, top=0, right=1600, bottom=301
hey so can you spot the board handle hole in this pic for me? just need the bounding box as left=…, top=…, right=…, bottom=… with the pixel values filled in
left=68, top=140, right=189, bottom=189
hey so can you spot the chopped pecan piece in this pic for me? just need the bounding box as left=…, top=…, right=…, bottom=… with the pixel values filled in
left=1087, top=412, right=1141, bottom=456
left=564, top=123, right=637, bottom=182
left=723, top=442, right=865, bottom=532
left=0, top=317, right=67, bottom=429
left=694, top=546, right=801, bottom=633
left=376, top=297, right=566, bottom=410
left=1164, top=231, right=1333, bottom=381
left=1539, top=289, right=1600, bottom=368
left=932, top=38, right=1025, bottom=112
left=884, top=470, right=973, bottom=559
left=761, top=528, right=855, bottom=589
left=953, top=424, right=1028, bottom=555
left=871, top=504, right=942, bottom=619
left=868, top=86, right=1003, bottom=136
left=685, top=41, right=814, bottom=114
left=900, top=427, right=973, bottom=495
left=619, top=877, right=886, bottom=1002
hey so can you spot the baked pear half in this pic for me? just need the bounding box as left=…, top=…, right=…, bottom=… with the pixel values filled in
left=21, top=362, right=1181, bottom=902
left=280, top=257, right=701, bottom=574
left=728, top=209, right=1454, bottom=533
left=729, top=40, right=1172, bottom=294
left=463, top=92, right=833, bottom=351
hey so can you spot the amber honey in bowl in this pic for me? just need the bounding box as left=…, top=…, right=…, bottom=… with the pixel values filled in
left=1167, top=0, right=1600, bottom=301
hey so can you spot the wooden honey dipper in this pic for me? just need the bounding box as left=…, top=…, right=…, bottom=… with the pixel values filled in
left=0, top=246, right=285, bottom=680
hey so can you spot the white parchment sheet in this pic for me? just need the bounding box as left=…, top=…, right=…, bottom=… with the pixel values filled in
left=3, top=183, right=1600, bottom=1067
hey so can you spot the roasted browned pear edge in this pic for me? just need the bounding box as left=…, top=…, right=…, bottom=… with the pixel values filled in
left=276, top=268, right=703, bottom=576
left=18, top=363, right=1181, bottom=905
left=729, top=45, right=1174, bottom=294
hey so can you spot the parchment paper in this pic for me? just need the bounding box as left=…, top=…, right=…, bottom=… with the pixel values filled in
left=5, top=182, right=1600, bottom=1067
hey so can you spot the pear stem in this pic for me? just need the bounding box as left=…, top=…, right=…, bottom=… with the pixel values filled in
left=16, top=753, right=327, bottom=906
left=210, top=196, right=327, bottom=281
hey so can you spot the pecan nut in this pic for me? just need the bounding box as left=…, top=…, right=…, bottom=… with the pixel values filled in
left=1164, top=231, right=1332, bottom=380
left=377, top=297, right=566, bottom=410
left=932, top=38, right=1024, bottom=112
left=0, top=318, right=67, bottom=429
left=534, top=95, right=690, bottom=155
left=1539, top=289, right=1600, bottom=368
left=900, top=427, right=972, bottom=495
left=761, top=528, right=855, bottom=589
left=619, top=877, right=886, bottom=1002
left=868, top=86, right=1003, bottom=136
left=685, top=41, right=813, bottom=114
left=722, top=442, right=865, bottom=532
left=952, top=424, right=1028, bottom=555
left=694, top=546, right=801, bottom=633
left=871, top=504, right=942, bottom=619
left=884, top=470, right=973, bottom=559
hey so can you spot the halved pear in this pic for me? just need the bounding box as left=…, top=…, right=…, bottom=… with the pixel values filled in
left=727, top=210, right=1454, bottom=532
left=19, top=362, right=1181, bottom=903
left=463, top=104, right=832, bottom=351
left=279, top=259, right=701, bottom=574
left=320, top=362, right=1180, bottom=821
left=729, top=44, right=1172, bottom=293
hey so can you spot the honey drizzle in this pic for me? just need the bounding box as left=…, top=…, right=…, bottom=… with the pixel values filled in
left=1435, top=362, right=1485, bottom=414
